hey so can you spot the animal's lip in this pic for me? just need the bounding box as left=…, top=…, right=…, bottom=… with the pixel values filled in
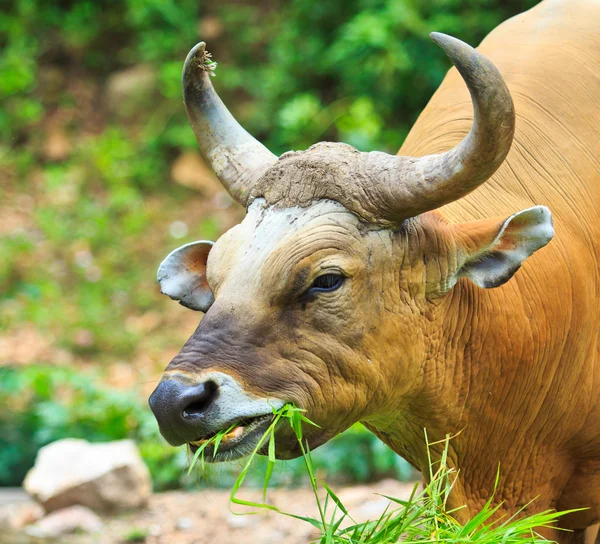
left=188, top=413, right=274, bottom=462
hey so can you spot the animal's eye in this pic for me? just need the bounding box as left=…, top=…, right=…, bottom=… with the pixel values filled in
left=306, top=273, right=345, bottom=295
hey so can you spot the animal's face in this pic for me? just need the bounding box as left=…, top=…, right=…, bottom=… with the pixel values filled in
left=149, top=34, right=554, bottom=461
left=151, top=199, right=428, bottom=459
left=150, top=197, right=553, bottom=461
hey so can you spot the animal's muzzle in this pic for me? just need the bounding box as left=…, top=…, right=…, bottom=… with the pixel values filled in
left=148, top=371, right=286, bottom=448
left=148, top=378, right=219, bottom=445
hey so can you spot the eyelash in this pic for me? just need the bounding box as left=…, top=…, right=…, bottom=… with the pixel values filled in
left=305, top=273, right=345, bottom=296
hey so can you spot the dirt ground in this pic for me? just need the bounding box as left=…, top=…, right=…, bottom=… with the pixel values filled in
left=1, top=480, right=418, bottom=544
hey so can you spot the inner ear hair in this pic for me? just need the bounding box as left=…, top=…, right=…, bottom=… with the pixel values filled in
left=157, top=240, right=215, bottom=312
left=454, top=206, right=554, bottom=289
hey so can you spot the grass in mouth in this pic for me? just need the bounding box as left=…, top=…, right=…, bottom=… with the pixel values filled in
left=187, top=422, right=238, bottom=474
left=188, top=406, right=580, bottom=543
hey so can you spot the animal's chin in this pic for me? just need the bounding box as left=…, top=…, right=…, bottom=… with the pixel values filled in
left=188, top=413, right=275, bottom=463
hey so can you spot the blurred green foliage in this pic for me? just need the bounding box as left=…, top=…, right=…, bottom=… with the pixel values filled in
left=2, top=0, right=537, bottom=150
left=0, top=365, right=153, bottom=486
left=0, top=365, right=412, bottom=489
left=1, top=0, right=536, bottom=489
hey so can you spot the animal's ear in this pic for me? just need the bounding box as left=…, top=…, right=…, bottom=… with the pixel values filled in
left=453, top=206, right=554, bottom=289
left=157, top=241, right=214, bottom=311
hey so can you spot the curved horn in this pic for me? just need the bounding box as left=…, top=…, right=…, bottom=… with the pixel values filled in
left=182, top=42, right=277, bottom=204
left=368, top=32, right=515, bottom=221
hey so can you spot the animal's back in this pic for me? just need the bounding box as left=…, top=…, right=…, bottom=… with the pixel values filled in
left=401, top=0, right=600, bottom=247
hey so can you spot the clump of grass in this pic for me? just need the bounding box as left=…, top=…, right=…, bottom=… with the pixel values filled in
left=196, top=45, right=218, bottom=76
left=190, top=406, right=577, bottom=543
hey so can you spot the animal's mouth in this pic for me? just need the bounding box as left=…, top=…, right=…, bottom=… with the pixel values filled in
left=188, top=413, right=274, bottom=462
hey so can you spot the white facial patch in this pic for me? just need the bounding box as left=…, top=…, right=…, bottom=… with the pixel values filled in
left=159, top=199, right=360, bottom=310
left=207, top=198, right=357, bottom=296
left=242, top=198, right=352, bottom=255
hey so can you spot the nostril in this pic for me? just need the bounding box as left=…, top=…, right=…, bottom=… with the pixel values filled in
left=183, top=399, right=210, bottom=417
left=182, top=380, right=219, bottom=419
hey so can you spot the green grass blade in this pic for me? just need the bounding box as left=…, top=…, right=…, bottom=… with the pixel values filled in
left=262, top=428, right=276, bottom=500
left=220, top=407, right=572, bottom=544
left=322, top=482, right=350, bottom=518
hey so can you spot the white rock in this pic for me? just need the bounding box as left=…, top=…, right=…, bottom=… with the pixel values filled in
left=24, top=438, right=152, bottom=513
left=25, top=505, right=102, bottom=539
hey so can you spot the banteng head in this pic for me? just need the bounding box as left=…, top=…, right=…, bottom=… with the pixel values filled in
left=149, top=34, right=554, bottom=461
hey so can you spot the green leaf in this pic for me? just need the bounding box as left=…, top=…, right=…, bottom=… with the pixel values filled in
left=322, top=482, right=350, bottom=517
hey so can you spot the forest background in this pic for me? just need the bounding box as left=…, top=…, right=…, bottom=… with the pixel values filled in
left=1, top=0, right=536, bottom=491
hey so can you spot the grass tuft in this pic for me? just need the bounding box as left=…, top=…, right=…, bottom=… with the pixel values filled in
left=188, top=405, right=579, bottom=543
left=197, top=48, right=218, bottom=76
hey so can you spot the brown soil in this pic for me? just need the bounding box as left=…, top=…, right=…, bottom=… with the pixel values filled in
left=2, top=480, right=418, bottom=544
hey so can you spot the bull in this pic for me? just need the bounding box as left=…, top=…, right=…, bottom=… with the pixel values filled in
left=149, top=1, right=600, bottom=542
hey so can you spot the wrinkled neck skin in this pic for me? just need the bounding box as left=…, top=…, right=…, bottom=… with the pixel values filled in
left=354, top=213, right=482, bottom=507
left=360, top=213, right=545, bottom=520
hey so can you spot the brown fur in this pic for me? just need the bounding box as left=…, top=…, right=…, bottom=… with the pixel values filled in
left=396, top=0, right=600, bottom=539
left=157, top=1, right=600, bottom=541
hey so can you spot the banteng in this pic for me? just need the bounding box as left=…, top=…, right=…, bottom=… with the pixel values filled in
left=149, top=1, right=600, bottom=541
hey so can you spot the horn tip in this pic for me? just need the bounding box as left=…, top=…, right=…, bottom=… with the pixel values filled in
left=183, top=42, right=217, bottom=81
left=185, top=42, right=207, bottom=62
left=430, top=32, right=472, bottom=56
left=429, top=31, right=449, bottom=45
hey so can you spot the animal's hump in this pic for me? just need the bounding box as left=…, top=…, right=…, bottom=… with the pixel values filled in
left=400, top=0, right=600, bottom=231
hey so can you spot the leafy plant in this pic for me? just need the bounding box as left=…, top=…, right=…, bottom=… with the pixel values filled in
left=192, top=405, right=575, bottom=543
